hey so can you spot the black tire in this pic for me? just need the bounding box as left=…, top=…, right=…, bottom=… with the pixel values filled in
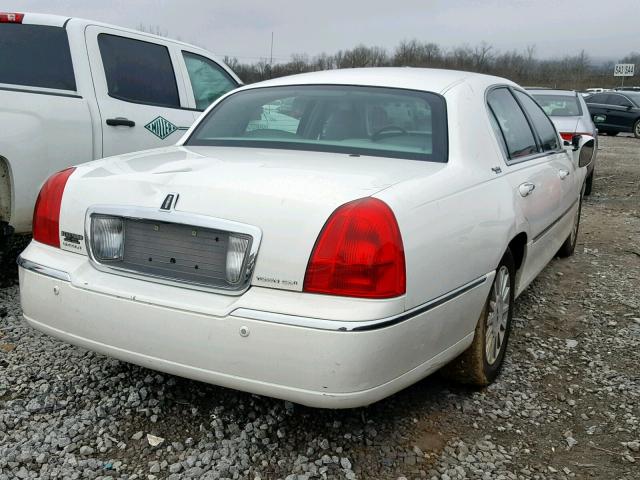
left=442, top=249, right=515, bottom=386
left=557, top=191, right=583, bottom=258
left=584, top=170, right=594, bottom=196
left=634, top=120, right=640, bottom=139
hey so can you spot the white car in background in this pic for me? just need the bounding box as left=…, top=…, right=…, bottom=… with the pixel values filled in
left=18, top=68, right=594, bottom=408
left=0, top=12, right=240, bottom=255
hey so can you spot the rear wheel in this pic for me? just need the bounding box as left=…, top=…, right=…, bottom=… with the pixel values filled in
left=584, top=170, right=594, bottom=196
left=634, top=120, right=640, bottom=139
left=443, top=249, right=515, bottom=386
left=557, top=191, right=583, bottom=258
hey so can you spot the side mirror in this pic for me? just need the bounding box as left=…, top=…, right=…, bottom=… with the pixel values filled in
left=578, top=138, right=595, bottom=168
left=571, top=134, right=581, bottom=151
left=626, top=104, right=634, bottom=111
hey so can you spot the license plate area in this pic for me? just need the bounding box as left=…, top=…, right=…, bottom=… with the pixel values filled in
left=122, top=219, right=231, bottom=285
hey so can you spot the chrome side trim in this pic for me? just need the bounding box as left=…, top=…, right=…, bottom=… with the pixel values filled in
left=17, top=256, right=71, bottom=282
left=231, top=275, right=488, bottom=332
left=84, top=205, right=262, bottom=296
left=532, top=198, right=579, bottom=243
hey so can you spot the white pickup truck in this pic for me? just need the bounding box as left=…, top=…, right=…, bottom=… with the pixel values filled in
left=0, top=12, right=241, bottom=254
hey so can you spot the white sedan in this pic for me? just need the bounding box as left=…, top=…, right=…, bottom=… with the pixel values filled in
left=18, top=68, right=594, bottom=408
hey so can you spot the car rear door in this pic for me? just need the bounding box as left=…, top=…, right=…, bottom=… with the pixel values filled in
left=85, top=26, right=195, bottom=157
left=487, top=87, right=565, bottom=285
left=585, top=93, right=613, bottom=130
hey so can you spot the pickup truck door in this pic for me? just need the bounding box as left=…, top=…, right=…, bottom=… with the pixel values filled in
left=85, top=26, right=195, bottom=157
left=175, top=49, right=240, bottom=118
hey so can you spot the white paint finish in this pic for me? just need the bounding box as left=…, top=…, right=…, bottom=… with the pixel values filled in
left=59, top=146, right=445, bottom=290
left=19, top=68, right=590, bottom=407
left=0, top=13, right=239, bottom=233
left=20, top=263, right=487, bottom=408
left=0, top=90, right=93, bottom=233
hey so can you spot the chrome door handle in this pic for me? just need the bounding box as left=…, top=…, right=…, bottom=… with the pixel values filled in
left=558, top=169, right=570, bottom=180
left=519, top=182, right=536, bottom=197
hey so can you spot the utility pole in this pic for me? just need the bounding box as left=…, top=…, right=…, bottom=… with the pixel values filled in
left=269, top=32, right=274, bottom=78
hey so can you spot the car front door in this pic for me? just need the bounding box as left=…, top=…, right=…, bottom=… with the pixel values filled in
left=604, top=94, right=637, bottom=132
left=487, top=87, right=565, bottom=287
left=85, top=26, right=195, bottom=157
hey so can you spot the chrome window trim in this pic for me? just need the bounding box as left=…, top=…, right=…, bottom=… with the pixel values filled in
left=84, top=205, right=262, bottom=295
left=17, top=256, right=71, bottom=282
left=231, top=274, right=488, bottom=332
left=485, top=85, right=565, bottom=167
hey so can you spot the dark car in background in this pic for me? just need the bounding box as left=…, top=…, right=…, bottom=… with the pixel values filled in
left=585, top=91, right=640, bottom=138
left=529, top=89, right=597, bottom=195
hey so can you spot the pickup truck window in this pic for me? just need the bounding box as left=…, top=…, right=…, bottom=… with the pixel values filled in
left=487, top=88, right=538, bottom=160
left=0, top=24, right=76, bottom=91
left=183, top=52, right=237, bottom=111
left=98, top=34, right=180, bottom=108
left=514, top=91, right=559, bottom=152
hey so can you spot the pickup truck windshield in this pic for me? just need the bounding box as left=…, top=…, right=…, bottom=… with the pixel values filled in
left=0, top=24, right=76, bottom=91
left=187, top=85, right=448, bottom=162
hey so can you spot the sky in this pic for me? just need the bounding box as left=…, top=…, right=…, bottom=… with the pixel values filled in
left=4, top=0, right=629, bottom=64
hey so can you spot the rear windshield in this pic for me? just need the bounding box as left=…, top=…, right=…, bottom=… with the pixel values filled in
left=531, top=94, right=582, bottom=116
left=0, top=24, right=76, bottom=91
left=186, top=85, right=448, bottom=162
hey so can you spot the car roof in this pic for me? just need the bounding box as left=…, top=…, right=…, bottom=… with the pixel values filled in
left=241, top=67, right=518, bottom=95
left=528, top=89, right=577, bottom=96
left=17, top=12, right=202, bottom=50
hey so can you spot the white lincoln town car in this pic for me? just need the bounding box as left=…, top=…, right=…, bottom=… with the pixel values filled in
left=18, top=68, right=594, bottom=408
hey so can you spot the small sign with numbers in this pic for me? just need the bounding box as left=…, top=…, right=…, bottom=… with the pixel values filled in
left=614, top=64, right=635, bottom=77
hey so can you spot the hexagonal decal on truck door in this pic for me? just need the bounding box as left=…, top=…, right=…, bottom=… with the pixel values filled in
left=145, top=116, right=178, bottom=140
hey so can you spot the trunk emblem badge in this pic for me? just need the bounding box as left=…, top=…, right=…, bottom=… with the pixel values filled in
left=160, top=193, right=179, bottom=211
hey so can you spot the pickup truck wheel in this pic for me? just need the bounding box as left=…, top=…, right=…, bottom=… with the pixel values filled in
left=442, top=249, right=515, bottom=386
left=634, top=120, right=640, bottom=139
left=557, top=193, right=583, bottom=258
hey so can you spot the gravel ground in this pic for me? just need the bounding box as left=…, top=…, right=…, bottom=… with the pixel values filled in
left=0, top=135, right=638, bottom=480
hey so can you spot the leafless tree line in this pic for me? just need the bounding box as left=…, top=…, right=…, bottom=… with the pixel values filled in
left=222, top=41, right=640, bottom=90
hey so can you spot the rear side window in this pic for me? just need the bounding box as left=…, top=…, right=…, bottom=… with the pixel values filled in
left=514, top=91, right=559, bottom=152
left=0, top=24, right=76, bottom=90
left=98, top=34, right=180, bottom=108
left=183, top=52, right=237, bottom=110
left=487, top=88, right=537, bottom=159
left=608, top=94, right=633, bottom=107
left=586, top=93, right=609, bottom=104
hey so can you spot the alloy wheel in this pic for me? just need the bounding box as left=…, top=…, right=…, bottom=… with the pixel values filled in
left=485, top=265, right=510, bottom=365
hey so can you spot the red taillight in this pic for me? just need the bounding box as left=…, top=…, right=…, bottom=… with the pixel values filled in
left=0, top=12, right=24, bottom=23
left=560, top=132, right=593, bottom=141
left=303, top=198, right=406, bottom=299
left=33, top=168, right=75, bottom=248
left=560, top=132, right=574, bottom=141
